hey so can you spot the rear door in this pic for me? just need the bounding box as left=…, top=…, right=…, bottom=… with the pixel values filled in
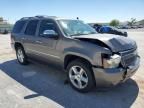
left=23, top=20, right=39, bottom=54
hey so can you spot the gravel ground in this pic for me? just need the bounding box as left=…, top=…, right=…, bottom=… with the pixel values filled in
left=0, top=31, right=144, bottom=108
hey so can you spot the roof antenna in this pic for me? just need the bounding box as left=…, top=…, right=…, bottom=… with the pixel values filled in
left=77, top=17, right=79, bottom=20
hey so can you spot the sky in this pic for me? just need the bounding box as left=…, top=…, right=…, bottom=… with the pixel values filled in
left=0, top=0, right=144, bottom=24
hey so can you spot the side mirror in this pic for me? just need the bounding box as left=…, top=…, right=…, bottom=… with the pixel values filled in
left=41, top=30, right=58, bottom=39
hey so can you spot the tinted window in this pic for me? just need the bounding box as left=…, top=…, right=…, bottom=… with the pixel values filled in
left=13, top=21, right=26, bottom=33
left=39, top=20, right=58, bottom=35
left=25, top=20, right=39, bottom=36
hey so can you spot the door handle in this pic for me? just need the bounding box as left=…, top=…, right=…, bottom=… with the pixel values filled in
left=35, top=40, right=42, bottom=44
left=22, top=37, right=26, bottom=40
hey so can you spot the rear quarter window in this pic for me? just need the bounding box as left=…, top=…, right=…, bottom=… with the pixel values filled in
left=12, top=21, right=26, bottom=33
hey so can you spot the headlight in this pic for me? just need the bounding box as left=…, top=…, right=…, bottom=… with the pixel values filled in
left=103, top=54, right=121, bottom=68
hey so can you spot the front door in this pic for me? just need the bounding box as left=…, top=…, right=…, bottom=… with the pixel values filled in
left=34, top=19, right=60, bottom=62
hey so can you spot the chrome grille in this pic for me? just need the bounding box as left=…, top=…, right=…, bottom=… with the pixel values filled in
left=120, top=49, right=137, bottom=67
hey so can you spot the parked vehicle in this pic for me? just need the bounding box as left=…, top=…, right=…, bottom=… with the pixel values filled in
left=11, top=16, right=140, bottom=92
left=93, top=24, right=102, bottom=32
left=93, top=25, right=128, bottom=37
left=101, top=26, right=128, bottom=36
left=119, top=26, right=130, bottom=29
left=138, top=25, right=143, bottom=28
left=0, top=29, right=9, bottom=34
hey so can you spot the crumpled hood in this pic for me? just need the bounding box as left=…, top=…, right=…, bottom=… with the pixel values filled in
left=73, top=34, right=137, bottom=52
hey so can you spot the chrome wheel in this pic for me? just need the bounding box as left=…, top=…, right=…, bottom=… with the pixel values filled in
left=69, top=66, right=88, bottom=89
left=17, top=48, right=24, bottom=63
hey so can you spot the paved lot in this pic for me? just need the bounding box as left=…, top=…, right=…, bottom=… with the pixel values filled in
left=0, top=31, right=144, bottom=108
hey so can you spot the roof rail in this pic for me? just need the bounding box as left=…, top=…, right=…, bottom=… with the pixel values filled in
left=20, top=17, right=34, bottom=20
left=20, top=15, right=57, bottom=20
left=35, top=15, right=46, bottom=18
left=35, top=15, right=57, bottom=18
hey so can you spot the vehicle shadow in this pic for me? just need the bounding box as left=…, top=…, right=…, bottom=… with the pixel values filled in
left=0, top=59, right=139, bottom=108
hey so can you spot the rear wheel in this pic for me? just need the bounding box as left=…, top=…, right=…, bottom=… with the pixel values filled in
left=16, top=46, right=28, bottom=65
left=67, top=59, right=95, bottom=92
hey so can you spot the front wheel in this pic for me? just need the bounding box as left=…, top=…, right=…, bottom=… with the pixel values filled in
left=16, top=46, right=28, bottom=65
left=67, top=59, right=95, bottom=92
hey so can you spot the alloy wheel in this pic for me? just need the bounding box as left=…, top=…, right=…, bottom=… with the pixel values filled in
left=69, top=66, right=88, bottom=89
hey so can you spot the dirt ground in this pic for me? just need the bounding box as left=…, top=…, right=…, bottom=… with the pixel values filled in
left=0, top=31, right=144, bottom=108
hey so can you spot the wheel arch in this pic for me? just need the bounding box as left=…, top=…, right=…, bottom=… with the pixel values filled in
left=64, top=54, right=92, bottom=70
left=14, top=42, right=24, bottom=50
left=64, top=54, right=96, bottom=87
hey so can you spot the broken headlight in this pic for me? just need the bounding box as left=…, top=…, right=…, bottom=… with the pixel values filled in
left=102, top=54, right=121, bottom=68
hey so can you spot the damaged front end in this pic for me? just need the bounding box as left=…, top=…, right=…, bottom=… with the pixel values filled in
left=93, top=48, right=140, bottom=87
left=73, top=34, right=140, bottom=87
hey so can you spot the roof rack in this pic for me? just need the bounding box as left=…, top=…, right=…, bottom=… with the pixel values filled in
left=20, top=17, right=34, bottom=20
left=35, top=15, right=57, bottom=18
left=35, top=15, right=47, bottom=18
left=20, top=15, right=57, bottom=20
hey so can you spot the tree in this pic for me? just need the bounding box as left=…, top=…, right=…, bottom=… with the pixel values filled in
left=109, top=19, right=120, bottom=26
left=127, top=18, right=137, bottom=26
left=0, top=17, right=4, bottom=22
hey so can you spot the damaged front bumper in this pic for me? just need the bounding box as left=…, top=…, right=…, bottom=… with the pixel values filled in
left=92, top=56, right=140, bottom=87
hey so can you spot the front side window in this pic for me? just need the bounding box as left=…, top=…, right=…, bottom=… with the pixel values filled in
left=58, top=20, right=96, bottom=36
left=25, top=20, right=39, bottom=36
left=39, top=20, right=58, bottom=36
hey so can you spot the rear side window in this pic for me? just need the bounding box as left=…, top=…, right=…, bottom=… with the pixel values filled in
left=12, top=21, right=26, bottom=33
left=25, top=20, right=39, bottom=36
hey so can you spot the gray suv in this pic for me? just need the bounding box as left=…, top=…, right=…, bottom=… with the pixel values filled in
left=11, top=16, right=140, bottom=92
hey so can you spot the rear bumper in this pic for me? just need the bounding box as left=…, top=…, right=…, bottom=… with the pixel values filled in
left=92, top=56, right=140, bottom=87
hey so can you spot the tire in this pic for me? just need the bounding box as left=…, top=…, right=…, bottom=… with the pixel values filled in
left=16, top=46, right=28, bottom=65
left=67, top=59, right=95, bottom=92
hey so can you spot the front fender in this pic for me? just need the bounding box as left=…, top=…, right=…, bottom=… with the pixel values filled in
left=63, top=47, right=109, bottom=66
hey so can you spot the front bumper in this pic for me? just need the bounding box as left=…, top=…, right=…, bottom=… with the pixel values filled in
left=92, top=56, right=140, bottom=87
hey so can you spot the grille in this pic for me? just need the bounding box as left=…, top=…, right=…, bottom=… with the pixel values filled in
left=120, top=49, right=137, bottom=67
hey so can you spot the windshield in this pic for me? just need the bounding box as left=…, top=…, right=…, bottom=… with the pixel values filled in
left=58, top=20, right=97, bottom=36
